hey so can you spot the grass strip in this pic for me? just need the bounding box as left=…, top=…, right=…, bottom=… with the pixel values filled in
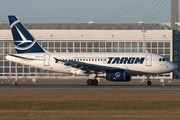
left=0, top=110, right=180, bottom=120
left=0, top=100, right=180, bottom=111
left=0, top=90, right=180, bottom=101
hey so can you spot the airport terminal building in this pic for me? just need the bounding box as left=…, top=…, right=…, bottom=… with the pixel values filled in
left=0, top=22, right=179, bottom=80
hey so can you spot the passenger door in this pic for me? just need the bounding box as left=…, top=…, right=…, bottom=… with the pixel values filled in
left=44, top=54, right=50, bottom=66
left=103, top=57, right=107, bottom=64
left=146, top=54, right=152, bottom=66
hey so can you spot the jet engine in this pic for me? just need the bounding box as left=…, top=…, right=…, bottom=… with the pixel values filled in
left=106, top=69, right=131, bottom=82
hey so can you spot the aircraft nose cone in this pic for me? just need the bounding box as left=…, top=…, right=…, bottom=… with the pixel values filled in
left=171, top=63, right=177, bottom=71
left=174, top=63, right=178, bottom=70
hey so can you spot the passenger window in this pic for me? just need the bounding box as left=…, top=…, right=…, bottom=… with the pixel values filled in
left=92, top=59, right=94, bottom=61
left=89, top=59, right=91, bottom=61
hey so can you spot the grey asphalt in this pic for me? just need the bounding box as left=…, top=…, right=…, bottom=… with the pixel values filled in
left=0, top=84, right=180, bottom=90
left=0, top=78, right=180, bottom=90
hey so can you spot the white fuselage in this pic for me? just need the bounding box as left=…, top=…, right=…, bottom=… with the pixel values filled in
left=5, top=52, right=177, bottom=77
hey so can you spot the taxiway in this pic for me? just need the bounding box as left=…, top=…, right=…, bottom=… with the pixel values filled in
left=0, top=84, right=180, bottom=90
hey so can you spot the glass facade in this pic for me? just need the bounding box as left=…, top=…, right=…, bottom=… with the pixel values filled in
left=173, top=30, right=180, bottom=79
left=0, top=41, right=171, bottom=78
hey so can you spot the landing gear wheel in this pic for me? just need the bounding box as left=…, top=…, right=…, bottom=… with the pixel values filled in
left=13, top=83, right=17, bottom=85
left=147, top=81, right=152, bottom=86
left=87, top=79, right=93, bottom=85
left=93, top=79, right=98, bottom=85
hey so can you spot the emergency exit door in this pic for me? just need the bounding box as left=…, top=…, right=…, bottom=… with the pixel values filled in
left=103, top=57, right=107, bottom=64
left=44, top=54, right=50, bottom=66
left=146, top=54, right=152, bottom=66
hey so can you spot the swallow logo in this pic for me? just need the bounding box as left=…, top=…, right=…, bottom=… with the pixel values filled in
left=115, top=72, right=120, bottom=78
left=11, top=21, right=36, bottom=50
left=8, top=16, right=45, bottom=53
left=15, top=26, right=32, bottom=46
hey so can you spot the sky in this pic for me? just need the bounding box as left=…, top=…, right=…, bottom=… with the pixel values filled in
left=0, top=0, right=177, bottom=23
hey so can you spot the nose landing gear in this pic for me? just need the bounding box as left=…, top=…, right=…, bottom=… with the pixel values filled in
left=147, top=80, right=152, bottom=85
left=146, top=75, right=152, bottom=86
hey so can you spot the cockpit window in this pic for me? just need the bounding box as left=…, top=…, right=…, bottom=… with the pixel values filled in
left=159, top=58, right=169, bottom=62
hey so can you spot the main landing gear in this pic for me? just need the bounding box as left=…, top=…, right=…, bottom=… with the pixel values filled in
left=87, top=79, right=98, bottom=85
left=146, top=75, right=152, bottom=86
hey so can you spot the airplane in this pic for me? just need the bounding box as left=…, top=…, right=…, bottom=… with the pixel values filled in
left=5, top=15, right=177, bottom=85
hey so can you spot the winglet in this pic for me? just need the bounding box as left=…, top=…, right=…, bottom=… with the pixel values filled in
left=54, top=57, right=60, bottom=63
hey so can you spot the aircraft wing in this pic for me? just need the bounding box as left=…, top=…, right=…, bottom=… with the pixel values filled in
left=61, top=59, right=123, bottom=74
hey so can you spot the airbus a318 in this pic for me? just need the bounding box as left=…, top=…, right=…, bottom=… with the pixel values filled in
left=5, top=16, right=177, bottom=85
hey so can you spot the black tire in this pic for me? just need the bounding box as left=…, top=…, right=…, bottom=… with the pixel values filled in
left=87, top=79, right=93, bottom=85
left=93, top=79, right=98, bottom=85
left=13, top=83, right=17, bottom=85
left=147, top=81, right=152, bottom=86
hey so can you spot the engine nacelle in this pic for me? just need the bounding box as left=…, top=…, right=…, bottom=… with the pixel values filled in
left=106, top=69, right=131, bottom=82
left=124, top=75, right=131, bottom=82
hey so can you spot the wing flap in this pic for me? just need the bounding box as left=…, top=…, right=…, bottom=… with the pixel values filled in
left=62, top=60, right=121, bottom=73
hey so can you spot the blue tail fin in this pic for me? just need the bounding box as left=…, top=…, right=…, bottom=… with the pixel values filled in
left=8, top=15, right=46, bottom=54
